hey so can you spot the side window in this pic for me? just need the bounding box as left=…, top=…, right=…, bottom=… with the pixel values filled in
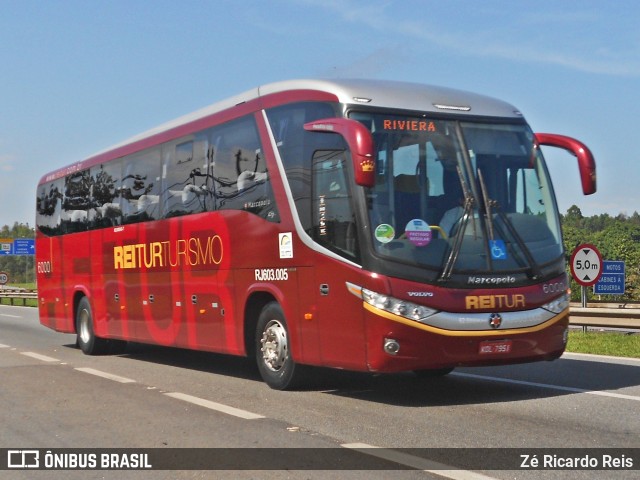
left=211, top=116, right=278, bottom=221
left=61, top=170, right=92, bottom=233
left=121, top=149, right=161, bottom=224
left=89, top=161, right=122, bottom=228
left=36, top=178, right=64, bottom=236
left=266, top=102, right=337, bottom=230
left=161, top=134, right=211, bottom=218
left=311, top=151, right=359, bottom=261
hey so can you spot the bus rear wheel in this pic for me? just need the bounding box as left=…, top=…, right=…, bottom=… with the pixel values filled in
left=255, top=302, right=302, bottom=390
left=76, top=297, right=109, bottom=355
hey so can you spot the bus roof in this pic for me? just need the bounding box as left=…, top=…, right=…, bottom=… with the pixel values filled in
left=261, top=78, right=522, bottom=118
left=120, top=79, right=523, bottom=148
left=39, top=79, right=523, bottom=184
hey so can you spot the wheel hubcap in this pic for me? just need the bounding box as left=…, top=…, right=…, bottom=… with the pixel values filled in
left=260, top=320, right=288, bottom=372
left=78, top=309, right=90, bottom=344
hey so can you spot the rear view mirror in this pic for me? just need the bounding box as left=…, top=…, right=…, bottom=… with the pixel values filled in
left=304, top=118, right=375, bottom=188
left=535, top=133, right=596, bottom=195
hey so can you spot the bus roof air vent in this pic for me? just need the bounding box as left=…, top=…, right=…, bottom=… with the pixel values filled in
left=433, top=103, right=471, bottom=112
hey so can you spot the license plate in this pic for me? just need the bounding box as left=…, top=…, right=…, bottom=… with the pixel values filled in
left=479, top=339, right=512, bottom=355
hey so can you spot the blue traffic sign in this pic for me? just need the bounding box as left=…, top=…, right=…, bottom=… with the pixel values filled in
left=0, top=239, right=35, bottom=256
left=594, top=260, right=625, bottom=295
left=13, top=239, right=35, bottom=255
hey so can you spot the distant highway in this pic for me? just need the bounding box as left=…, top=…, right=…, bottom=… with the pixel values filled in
left=1, top=305, right=638, bottom=479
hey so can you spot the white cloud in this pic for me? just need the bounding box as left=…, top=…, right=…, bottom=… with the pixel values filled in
left=308, top=0, right=640, bottom=77
left=0, top=154, right=15, bottom=172
left=318, top=46, right=404, bottom=78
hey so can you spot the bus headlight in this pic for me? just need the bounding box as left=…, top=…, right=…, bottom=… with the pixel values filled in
left=542, top=293, right=570, bottom=314
left=347, top=282, right=437, bottom=322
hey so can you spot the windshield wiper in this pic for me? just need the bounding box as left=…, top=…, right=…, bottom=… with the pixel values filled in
left=477, top=170, right=542, bottom=280
left=440, top=166, right=543, bottom=281
left=477, top=169, right=495, bottom=241
left=439, top=165, right=475, bottom=281
left=494, top=209, right=543, bottom=279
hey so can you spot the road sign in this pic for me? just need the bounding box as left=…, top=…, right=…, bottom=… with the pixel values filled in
left=0, top=238, right=12, bottom=256
left=0, top=272, right=8, bottom=285
left=570, top=244, right=603, bottom=287
left=594, top=260, right=625, bottom=295
left=13, top=239, right=35, bottom=255
left=0, top=239, right=35, bottom=256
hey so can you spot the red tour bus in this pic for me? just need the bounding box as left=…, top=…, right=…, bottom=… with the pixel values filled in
left=36, top=79, right=596, bottom=389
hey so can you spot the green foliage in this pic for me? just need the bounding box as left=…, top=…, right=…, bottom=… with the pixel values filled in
left=0, top=222, right=34, bottom=239
left=561, top=206, right=640, bottom=302
left=0, top=223, right=35, bottom=285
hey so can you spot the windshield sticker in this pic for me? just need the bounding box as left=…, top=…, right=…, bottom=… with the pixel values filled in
left=383, top=119, right=436, bottom=132
left=405, top=219, right=432, bottom=247
left=489, top=239, right=507, bottom=260
left=374, top=224, right=395, bottom=244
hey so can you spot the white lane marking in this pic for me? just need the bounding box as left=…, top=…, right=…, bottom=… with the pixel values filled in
left=0, top=313, right=21, bottom=318
left=452, top=372, right=640, bottom=402
left=563, top=351, right=640, bottom=364
left=75, top=367, right=136, bottom=384
left=21, top=352, right=60, bottom=362
left=164, top=392, right=265, bottom=420
left=341, top=443, right=497, bottom=480
left=0, top=344, right=10, bottom=348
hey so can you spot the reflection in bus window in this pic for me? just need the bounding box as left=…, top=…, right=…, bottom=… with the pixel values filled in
left=121, top=149, right=161, bottom=224
left=62, top=171, right=91, bottom=233
left=312, top=150, right=358, bottom=261
left=162, top=138, right=211, bottom=218
left=211, top=116, right=278, bottom=221
left=89, top=162, right=122, bottom=228
left=36, top=178, right=64, bottom=236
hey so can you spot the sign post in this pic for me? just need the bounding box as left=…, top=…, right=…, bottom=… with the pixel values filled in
left=570, top=244, right=603, bottom=307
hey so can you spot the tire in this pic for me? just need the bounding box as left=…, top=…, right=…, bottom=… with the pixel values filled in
left=414, top=367, right=454, bottom=378
left=76, top=297, right=109, bottom=355
left=255, top=302, right=302, bottom=390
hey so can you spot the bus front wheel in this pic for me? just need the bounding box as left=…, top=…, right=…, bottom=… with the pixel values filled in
left=255, top=302, right=302, bottom=390
left=76, top=297, right=109, bottom=355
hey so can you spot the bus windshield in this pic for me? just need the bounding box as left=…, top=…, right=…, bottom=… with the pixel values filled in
left=351, top=112, right=563, bottom=277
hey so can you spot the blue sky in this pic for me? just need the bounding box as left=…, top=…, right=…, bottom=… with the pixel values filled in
left=1, top=0, right=639, bottom=228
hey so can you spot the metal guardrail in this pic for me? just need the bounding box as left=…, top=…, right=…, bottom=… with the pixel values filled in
left=569, top=306, right=640, bottom=332
left=0, top=292, right=638, bottom=330
left=0, top=290, right=37, bottom=306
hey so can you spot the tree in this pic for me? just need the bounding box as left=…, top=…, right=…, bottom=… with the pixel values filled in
left=564, top=205, right=583, bottom=226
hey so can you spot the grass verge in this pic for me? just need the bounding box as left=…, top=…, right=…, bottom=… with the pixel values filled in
left=566, top=330, right=640, bottom=358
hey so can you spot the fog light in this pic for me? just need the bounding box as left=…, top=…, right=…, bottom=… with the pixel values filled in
left=563, top=328, right=569, bottom=345
left=383, top=338, right=400, bottom=355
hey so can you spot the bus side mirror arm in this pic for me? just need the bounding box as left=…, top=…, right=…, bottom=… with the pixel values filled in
left=304, top=118, right=376, bottom=188
left=534, top=133, right=597, bottom=195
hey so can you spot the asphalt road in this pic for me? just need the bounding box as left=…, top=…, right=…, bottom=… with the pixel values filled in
left=1, top=305, right=638, bottom=480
